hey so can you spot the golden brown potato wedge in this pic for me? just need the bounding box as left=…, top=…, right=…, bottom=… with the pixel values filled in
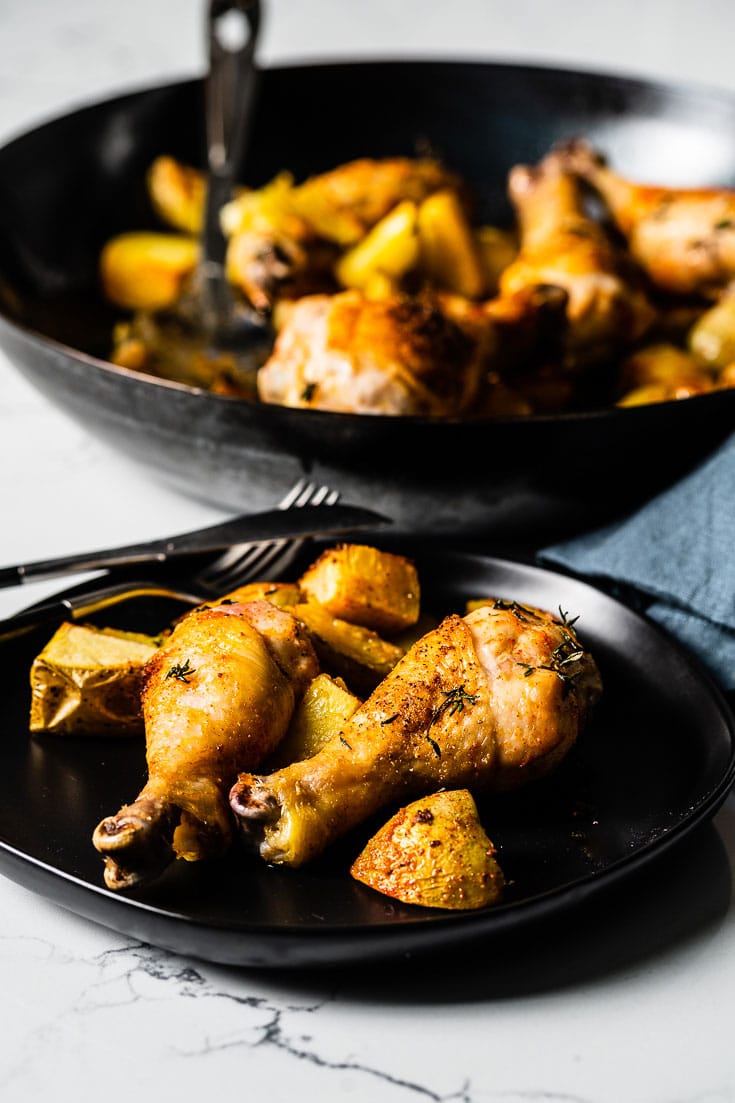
left=688, top=288, right=735, bottom=370
left=266, top=672, right=362, bottom=770
left=335, top=200, right=420, bottom=292
left=147, top=156, right=207, bottom=235
left=299, top=544, right=420, bottom=634
left=100, top=232, right=198, bottom=311
left=290, top=602, right=405, bottom=694
left=417, top=189, right=487, bottom=299
left=350, top=789, right=504, bottom=910
left=219, top=172, right=307, bottom=239
left=616, top=379, right=714, bottom=406
left=30, top=623, right=160, bottom=736
left=474, top=225, right=518, bottom=294
left=218, top=581, right=303, bottom=608
left=618, top=342, right=711, bottom=391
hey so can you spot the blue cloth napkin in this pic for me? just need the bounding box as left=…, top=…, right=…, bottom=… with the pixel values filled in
left=539, top=431, right=735, bottom=691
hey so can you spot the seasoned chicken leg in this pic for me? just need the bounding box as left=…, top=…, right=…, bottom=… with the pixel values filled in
left=93, top=600, right=318, bottom=890
left=499, top=152, right=653, bottom=362
left=559, top=140, right=735, bottom=298
left=230, top=601, right=602, bottom=867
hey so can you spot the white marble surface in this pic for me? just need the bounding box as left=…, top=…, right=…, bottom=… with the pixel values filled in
left=2, top=3, right=735, bottom=1101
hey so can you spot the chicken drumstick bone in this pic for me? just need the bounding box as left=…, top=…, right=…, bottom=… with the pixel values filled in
left=93, top=600, right=318, bottom=890
left=230, top=601, right=602, bottom=867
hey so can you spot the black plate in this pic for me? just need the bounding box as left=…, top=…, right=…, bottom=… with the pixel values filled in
left=1, top=61, right=734, bottom=544
left=0, top=547, right=732, bottom=968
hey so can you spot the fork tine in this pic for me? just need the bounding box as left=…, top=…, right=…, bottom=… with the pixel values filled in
left=212, top=539, right=305, bottom=595
left=276, top=478, right=311, bottom=509
left=196, top=480, right=341, bottom=594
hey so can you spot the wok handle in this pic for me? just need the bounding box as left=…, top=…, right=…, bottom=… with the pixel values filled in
left=201, top=0, right=261, bottom=316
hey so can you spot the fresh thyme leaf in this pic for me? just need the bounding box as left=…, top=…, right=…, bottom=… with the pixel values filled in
left=426, top=734, right=442, bottom=757
left=380, top=713, right=399, bottom=726
left=558, top=607, right=580, bottom=629
left=715, top=219, right=734, bottom=231
left=557, top=650, right=585, bottom=667
left=431, top=685, right=478, bottom=726
left=493, top=598, right=528, bottom=621
left=219, top=598, right=237, bottom=605
left=301, top=382, right=317, bottom=402
left=165, top=658, right=195, bottom=683
left=339, top=736, right=353, bottom=750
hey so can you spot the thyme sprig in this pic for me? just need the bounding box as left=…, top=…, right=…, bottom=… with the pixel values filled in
left=424, top=684, right=479, bottom=758
left=431, top=684, right=478, bottom=725
left=426, top=734, right=442, bottom=757
left=491, top=598, right=543, bottom=624
left=165, top=658, right=196, bottom=683
left=516, top=612, right=585, bottom=697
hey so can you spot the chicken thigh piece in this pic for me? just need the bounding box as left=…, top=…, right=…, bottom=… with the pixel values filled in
left=559, top=140, right=735, bottom=298
left=256, top=289, right=493, bottom=416
left=499, top=152, right=654, bottom=362
left=93, top=600, right=318, bottom=890
left=230, top=601, right=602, bottom=867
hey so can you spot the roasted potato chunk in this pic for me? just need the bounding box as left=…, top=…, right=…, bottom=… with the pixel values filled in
left=147, top=156, right=206, bottom=235
left=474, top=225, right=518, bottom=294
left=266, top=673, right=362, bottom=770
left=688, top=288, right=735, bottom=370
left=30, top=623, right=160, bottom=736
left=298, top=544, right=420, bottom=634
left=417, top=189, right=487, bottom=299
left=618, top=342, right=711, bottom=392
left=290, top=601, right=405, bottom=694
left=100, top=232, right=198, bottom=311
left=350, top=789, right=505, bottom=910
left=335, top=200, right=420, bottom=292
left=218, top=581, right=303, bottom=608
left=220, top=172, right=307, bottom=239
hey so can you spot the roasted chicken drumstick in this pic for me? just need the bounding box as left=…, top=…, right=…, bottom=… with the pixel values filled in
left=93, top=600, right=318, bottom=890
left=559, top=140, right=735, bottom=298
left=499, top=151, right=653, bottom=363
left=230, top=600, right=602, bottom=867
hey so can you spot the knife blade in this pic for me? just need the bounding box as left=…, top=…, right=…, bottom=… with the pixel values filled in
left=0, top=502, right=389, bottom=589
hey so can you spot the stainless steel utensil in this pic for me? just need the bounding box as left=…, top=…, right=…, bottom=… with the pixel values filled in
left=0, top=494, right=388, bottom=641
left=198, top=0, right=262, bottom=345
left=0, top=499, right=387, bottom=589
left=143, top=0, right=272, bottom=386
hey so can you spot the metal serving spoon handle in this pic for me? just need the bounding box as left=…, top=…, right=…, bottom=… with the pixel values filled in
left=199, top=0, right=261, bottom=339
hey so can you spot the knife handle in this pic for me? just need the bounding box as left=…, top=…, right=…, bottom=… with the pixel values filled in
left=0, top=550, right=167, bottom=589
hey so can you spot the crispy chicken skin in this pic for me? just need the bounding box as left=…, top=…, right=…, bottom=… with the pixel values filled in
left=230, top=601, right=602, bottom=867
left=559, top=140, right=735, bottom=298
left=257, top=289, right=493, bottom=416
left=499, top=152, right=654, bottom=361
left=92, top=600, right=318, bottom=890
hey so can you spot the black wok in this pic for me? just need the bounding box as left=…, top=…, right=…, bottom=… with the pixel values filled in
left=0, top=60, right=733, bottom=544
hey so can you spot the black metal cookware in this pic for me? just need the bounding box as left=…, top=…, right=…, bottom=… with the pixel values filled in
left=0, top=61, right=733, bottom=543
